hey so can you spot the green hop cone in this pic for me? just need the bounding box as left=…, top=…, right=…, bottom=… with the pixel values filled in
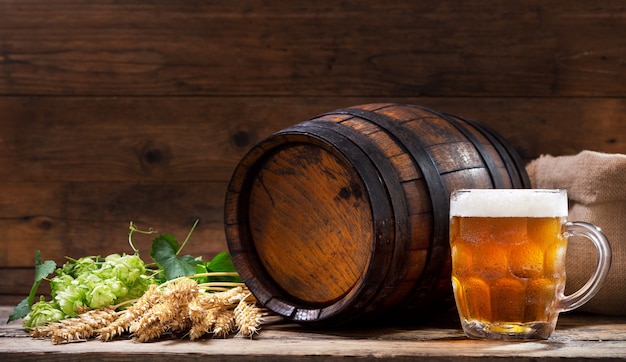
left=104, top=277, right=129, bottom=299
left=96, top=254, right=145, bottom=285
left=49, top=274, right=74, bottom=300
left=86, top=283, right=117, bottom=309
left=53, top=283, right=86, bottom=317
left=22, top=298, right=65, bottom=329
left=72, top=273, right=113, bottom=309
left=58, top=255, right=101, bottom=278
left=116, top=274, right=155, bottom=305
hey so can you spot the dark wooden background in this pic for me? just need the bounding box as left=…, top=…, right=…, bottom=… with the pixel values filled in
left=1, top=0, right=624, bottom=304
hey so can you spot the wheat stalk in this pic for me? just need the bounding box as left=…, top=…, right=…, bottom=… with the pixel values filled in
left=234, top=295, right=263, bottom=337
left=30, top=306, right=118, bottom=344
left=29, top=275, right=264, bottom=344
left=212, top=309, right=236, bottom=338
left=96, top=283, right=160, bottom=341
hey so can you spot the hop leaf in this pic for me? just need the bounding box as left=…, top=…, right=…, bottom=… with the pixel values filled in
left=150, top=234, right=201, bottom=280
left=195, top=252, right=242, bottom=284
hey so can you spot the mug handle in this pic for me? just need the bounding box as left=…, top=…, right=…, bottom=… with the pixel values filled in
left=558, top=221, right=612, bottom=312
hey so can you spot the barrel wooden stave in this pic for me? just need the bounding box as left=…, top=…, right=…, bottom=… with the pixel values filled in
left=224, top=103, right=530, bottom=325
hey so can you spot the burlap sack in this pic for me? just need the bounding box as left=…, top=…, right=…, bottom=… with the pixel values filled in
left=526, top=150, right=626, bottom=315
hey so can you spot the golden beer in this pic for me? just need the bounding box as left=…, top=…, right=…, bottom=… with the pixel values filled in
left=449, top=189, right=611, bottom=340
left=450, top=215, right=567, bottom=338
left=449, top=189, right=572, bottom=339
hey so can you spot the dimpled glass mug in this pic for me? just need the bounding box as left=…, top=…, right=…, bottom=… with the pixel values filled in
left=449, top=189, right=612, bottom=340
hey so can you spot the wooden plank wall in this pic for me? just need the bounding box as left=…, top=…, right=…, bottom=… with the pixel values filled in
left=0, top=0, right=624, bottom=305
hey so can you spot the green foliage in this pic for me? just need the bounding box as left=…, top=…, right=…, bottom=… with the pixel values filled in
left=9, top=252, right=157, bottom=327
left=195, top=252, right=242, bottom=284
left=7, top=251, right=56, bottom=323
left=21, top=297, right=65, bottom=329
left=150, top=234, right=202, bottom=282
left=8, top=221, right=241, bottom=329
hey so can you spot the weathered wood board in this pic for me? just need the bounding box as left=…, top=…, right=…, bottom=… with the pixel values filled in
left=1, top=307, right=626, bottom=361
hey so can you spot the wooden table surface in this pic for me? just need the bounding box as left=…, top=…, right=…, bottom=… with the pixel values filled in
left=2, top=306, right=626, bottom=361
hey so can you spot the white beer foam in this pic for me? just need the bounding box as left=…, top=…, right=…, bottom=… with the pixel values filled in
left=450, top=189, right=568, bottom=218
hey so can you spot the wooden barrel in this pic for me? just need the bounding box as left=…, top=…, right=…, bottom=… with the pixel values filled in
left=224, top=103, right=530, bottom=325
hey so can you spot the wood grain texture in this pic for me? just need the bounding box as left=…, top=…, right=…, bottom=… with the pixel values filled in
left=0, top=182, right=228, bottom=266
left=0, top=95, right=623, bottom=299
left=0, top=1, right=625, bottom=306
left=0, top=96, right=622, bottom=182
left=1, top=306, right=626, bottom=361
left=3, top=1, right=626, bottom=97
left=249, top=144, right=373, bottom=304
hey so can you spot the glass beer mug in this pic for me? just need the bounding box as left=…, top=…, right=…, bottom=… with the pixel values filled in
left=449, top=189, right=612, bottom=340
